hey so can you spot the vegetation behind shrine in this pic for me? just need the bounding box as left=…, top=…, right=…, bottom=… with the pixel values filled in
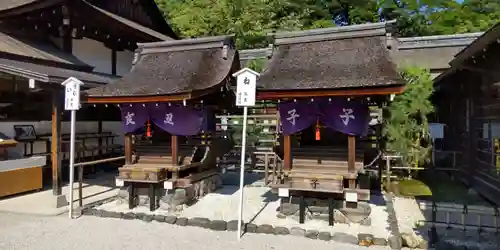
left=156, top=0, right=500, bottom=48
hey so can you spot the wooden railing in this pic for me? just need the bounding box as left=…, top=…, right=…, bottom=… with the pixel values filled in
left=418, top=200, right=500, bottom=233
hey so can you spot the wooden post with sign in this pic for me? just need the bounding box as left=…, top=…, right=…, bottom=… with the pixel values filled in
left=61, top=77, right=83, bottom=219
left=232, top=68, right=259, bottom=240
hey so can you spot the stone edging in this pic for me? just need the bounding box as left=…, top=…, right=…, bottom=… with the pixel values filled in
left=81, top=207, right=388, bottom=247
left=385, top=193, right=403, bottom=249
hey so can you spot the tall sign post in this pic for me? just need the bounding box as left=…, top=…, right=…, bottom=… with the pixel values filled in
left=61, top=77, right=83, bottom=219
left=232, top=68, right=259, bottom=240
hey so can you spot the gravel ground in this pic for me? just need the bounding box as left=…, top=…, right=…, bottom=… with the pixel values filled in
left=0, top=212, right=390, bottom=250
left=98, top=186, right=390, bottom=238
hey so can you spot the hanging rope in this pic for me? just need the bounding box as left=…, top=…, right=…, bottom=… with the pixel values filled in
left=359, top=151, right=382, bottom=174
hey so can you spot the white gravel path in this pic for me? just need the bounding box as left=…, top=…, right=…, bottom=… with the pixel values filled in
left=0, top=212, right=390, bottom=250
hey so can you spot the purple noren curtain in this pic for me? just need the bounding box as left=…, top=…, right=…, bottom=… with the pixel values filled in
left=319, top=98, right=370, bottom=136
left=120, top=105, right=149, bottom=134
left=149, top=104, right=203, bottom=136
left=278, top=100, right=318, bottom=135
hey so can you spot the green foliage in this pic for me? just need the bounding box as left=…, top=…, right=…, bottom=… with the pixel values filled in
left=393, top=179, right=433, bottom=197
left=380, top=0, right=500, bottom=36
left=156, top=0, right=500, bottom=47
left=230, top=120, right=263, bottom=146
left=247, top=58, right=267, bottom=72
left=383, top=66, right=434, bottom=167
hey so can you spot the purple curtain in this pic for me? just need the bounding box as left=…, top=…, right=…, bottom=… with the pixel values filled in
left=319, top=98, right=370, bottom=136
left=278, top=100, right=318, bottom=135
left=149, top=104, right=203, bottom=136
left=120, top=105, right=149, bottom=134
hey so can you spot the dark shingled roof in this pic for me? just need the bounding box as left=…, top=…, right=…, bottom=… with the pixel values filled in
left=80, top=0, right=174, bottom=42
left=0, top=58, right=117, bottom=87
left=450, top=22, right=500, bottom=67
left=258, top=22, right=402, bottom=90
left=0, top=31, right=91, bottom=68
left=394, top=33, right=481, bottom=78
left=0, top=0, right=38, bottom=11
left=85, top=35, right=237, bottom=97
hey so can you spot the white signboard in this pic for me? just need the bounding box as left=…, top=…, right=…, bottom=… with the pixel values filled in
left=278, top=188, right=289, bottom=197
left=163, top=181, right=174, bottom=190
left=115, top=179, right=124, bottom=187
left=234, top=68, right=259, bottom=107
left=345, top=191, right=358, bottom=203
left=62, top=77, right=83, bottom=111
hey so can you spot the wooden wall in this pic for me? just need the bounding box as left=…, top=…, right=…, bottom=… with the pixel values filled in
left=436, top=57, right=500, bottom=205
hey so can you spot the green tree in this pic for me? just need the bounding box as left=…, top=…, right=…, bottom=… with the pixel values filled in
left=156, top=0, right=320, bottom=48
left=428, top=0, right=500, bottom=34
left=383, top=66, right=434, bottom=169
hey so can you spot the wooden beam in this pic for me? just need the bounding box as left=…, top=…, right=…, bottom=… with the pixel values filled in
left=124, top=134, right=132, bottom=165
left=347, top=135, right=356, bottom=189
left=83, top=82, right=230, bottom=104
left=51, top=90, right=62, bottom=195
left=256, top=85, right=405, bottom=100
left=171, top=135, right=178, bottom=166
left=84, top=92, right=195, bottom=104
left=284, top=135, right=291, bottom=171
left=457, top=65, right=500, bottom=79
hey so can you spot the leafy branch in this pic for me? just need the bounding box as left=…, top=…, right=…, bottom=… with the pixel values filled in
left=383, top=66, right=434, bottom=169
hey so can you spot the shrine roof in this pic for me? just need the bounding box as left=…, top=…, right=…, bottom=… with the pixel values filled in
left=0, top=0, right=178, bottom=41
left=258, top=21, right=403, bottom=91
left=0, top=57, right=117, bottom=86
left=450, top=22, right=500, bottom=67
left=0, top=31, right=92, bottom=70
left=394, top=32, right=482, bottom=74
left=79, top=0, right=174, bottom=42
left=84, top=35, right=238, bottom=98
left=434, top=22, right=500, bottom=84
left=0, top=0, right=38, bottom=12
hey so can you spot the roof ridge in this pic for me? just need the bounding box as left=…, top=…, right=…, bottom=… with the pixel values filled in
left=269, top=21, right=395, bottom=45
left=137, top=35, right=235, bottom=54
left=397, top=32, right=482, bottom=50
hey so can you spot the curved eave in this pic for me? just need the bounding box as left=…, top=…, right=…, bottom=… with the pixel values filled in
left=0, top=0, right=63, bottom=18
left=256, top=85, right=405, bottom=100
left=83, top=85, right=222, bottom=104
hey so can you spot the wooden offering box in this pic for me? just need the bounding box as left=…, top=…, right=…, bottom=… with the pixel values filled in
left=0, top=156, right=46, bottom=198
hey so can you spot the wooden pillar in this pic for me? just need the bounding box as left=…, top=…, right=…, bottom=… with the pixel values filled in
left=124, top=134, right=132, bottom=165
left=284, top=135, right=291, bottom=171
left=61, top=5, right=72, bottom=54
left=171, top=135, right=178, bottom=166
left=111, top=49, right=117, bottom=75
left=467, top=74, right=481, bottom=186
left=97, top=108, right=103, bottom=156
left=348, top=135, right=356, bottom=188
left=51, top=91, right=62, bottom=195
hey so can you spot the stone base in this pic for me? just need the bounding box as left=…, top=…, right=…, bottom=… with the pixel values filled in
left=277, top=198, right=372, bottom=225
left=115, top=174, right=223, bottom=212
left=55, top=194, right=69, bottom=208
